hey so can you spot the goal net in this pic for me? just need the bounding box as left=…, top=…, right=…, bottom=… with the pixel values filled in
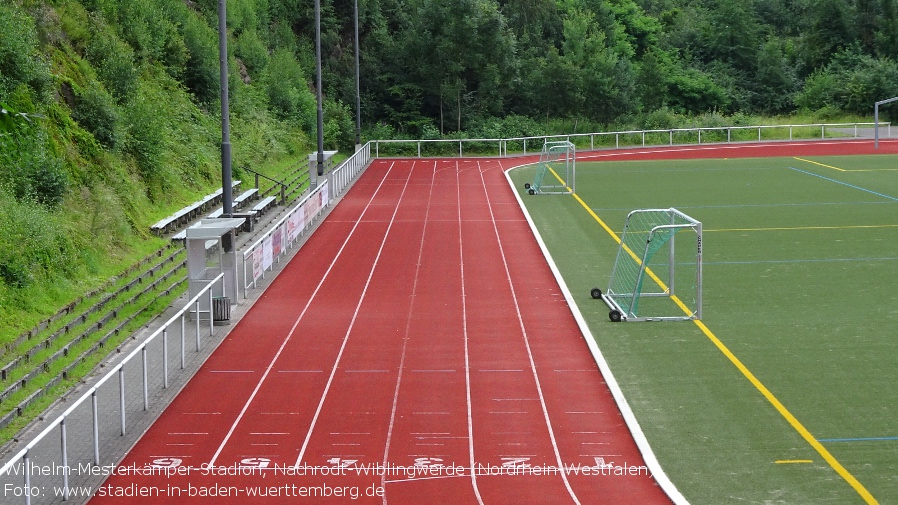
left=524, top=141, right=575, bottom=195
left=591, top=208, right=702, bottom=322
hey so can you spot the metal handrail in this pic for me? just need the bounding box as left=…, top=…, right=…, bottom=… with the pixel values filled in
left=0, top=273, right=224, bottom=504
left=374, top=122, right=892, bottom=157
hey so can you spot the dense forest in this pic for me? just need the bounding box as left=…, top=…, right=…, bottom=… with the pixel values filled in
left=2, top=0, right=898, bottom=327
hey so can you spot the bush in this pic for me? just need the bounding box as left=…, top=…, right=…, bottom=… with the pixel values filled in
left=0, top=115, right=68, bottom=208
left=123, top=87, right=168, bottom=187
left=73, top=81, right=122, bottom=148
left=795, top=49, right=898, bottom=114
left=265, top=48, right=316, bottom=129
left=0, top=190, right=75, bottom=288
left=180, top=12, right=220, bottom=103
left=324, top=98, right=356, bottom=151
left=235, top=29, right=269, bottom=76
left=0, top=3, right=52, bottom=100
left=85, top=18, right=138, bottom=102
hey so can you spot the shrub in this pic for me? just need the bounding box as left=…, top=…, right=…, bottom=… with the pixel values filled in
left=180, top=12, right=220, bottom=103
left=73, top=81, right=122, bottom=148
left=0, top=3, right=52, bottom=100
left=235, top=29, right=269, bottom=76
left=265, top=48, right=316, bottom=129
left=85, top=18, right=138, bottom=102
left=0, top=190, right=75, bottom=288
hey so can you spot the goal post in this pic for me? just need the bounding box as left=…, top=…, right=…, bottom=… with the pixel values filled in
left=591, top=208, right=702, bottom=322
left=524, top=141, right=575, bottom=195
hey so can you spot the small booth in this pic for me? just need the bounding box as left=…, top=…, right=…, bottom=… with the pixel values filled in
left=308, top=150, right=338, bottom=189
left=185, top=218, right=245, bottom=322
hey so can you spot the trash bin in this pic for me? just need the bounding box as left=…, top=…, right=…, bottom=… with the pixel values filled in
left=212, top=297, right=231, bottom=322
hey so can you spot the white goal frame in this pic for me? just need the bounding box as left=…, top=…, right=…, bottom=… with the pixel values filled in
left=524, top=141, right=576, bottom=195
left=592, top=208, right=702, bottom=322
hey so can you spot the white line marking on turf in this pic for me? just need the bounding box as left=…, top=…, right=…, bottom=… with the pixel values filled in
left=206, top=162, right=399, bottom=468
left=477, top=162, right=581, bottom=505
left=294, top=165, right=415, bottom=468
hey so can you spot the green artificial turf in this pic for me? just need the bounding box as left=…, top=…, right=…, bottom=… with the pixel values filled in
left=510, top=154, right=898, bottom=504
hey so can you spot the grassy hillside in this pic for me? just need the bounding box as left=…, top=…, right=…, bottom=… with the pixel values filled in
left=0, top=0, right=324, bottom=343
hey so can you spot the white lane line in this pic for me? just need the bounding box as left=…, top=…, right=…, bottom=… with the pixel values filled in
left=294, top=164, right=415, bottom=467
left=381, top=161, right=436, bottom=504
left=460, top=163, right=486, bottom=505
left=206, top=162, right=399, bottom=468
left=477, top=162, right=581, bottom=505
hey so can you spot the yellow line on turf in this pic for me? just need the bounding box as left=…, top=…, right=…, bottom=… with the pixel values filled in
left=565, top=185, right=879, bottom=504
left=794, top=157, right=898, bottom=172
left=548, top=167, right=696, bottom=316
left=794, top=157, right=846, bottom=171
left=705, top=224, right=898, bottom=232
left=775, top=460, right=814, bottom=464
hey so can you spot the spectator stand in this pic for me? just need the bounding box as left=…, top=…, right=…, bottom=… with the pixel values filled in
left=150, top=181, right=241, bottom=237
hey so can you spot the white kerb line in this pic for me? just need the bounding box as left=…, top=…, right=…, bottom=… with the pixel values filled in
left=293, top=163, right=415, bottom=467
left=477, top=160, right=581, bottom=504
left=206, top=162, right=398, bottom=468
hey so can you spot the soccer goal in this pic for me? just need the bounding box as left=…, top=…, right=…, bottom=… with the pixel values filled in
left=524, top=141, right=575, bottom=195
left=591, top=208, right=702, bottom=322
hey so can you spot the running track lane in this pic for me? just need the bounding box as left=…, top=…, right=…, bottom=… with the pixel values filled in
left=90, top=159, right=671, bottom=504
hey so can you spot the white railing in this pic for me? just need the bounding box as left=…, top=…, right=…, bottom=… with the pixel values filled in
left=0, top=273, right=225, bottom=504
left=242, top=142, right=372, bottom=297
left=373, top=122, right=891, bottom=158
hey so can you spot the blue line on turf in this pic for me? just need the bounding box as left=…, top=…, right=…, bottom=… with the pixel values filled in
left=788, top=167, right=898, bottom=202
left=819, top=436, right=898, bottom=443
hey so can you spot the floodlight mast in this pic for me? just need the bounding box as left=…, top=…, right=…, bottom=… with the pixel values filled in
left=218, top=0, right=233, bottom=218
left=874, top=96, right=898, bottom=150
left=315, top=0, right=325, bottom=182
left=354, top=0, right=362, bottom=148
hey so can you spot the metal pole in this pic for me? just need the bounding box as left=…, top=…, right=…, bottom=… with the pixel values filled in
left=218, top=0, right=233, bottom=217
left=354, top=0, right=362, bottom=148
left=61, top=420, right=69, bottom=501
left=163, top=329, right=169, bottom=389
left=92, top=391, right=100, bottom=465
left=24, top=450, right=31, bottom=505
left=195, top=299, right=201, bottom=351
left=180, top=316, right=186, bottom=369
left=119, top=368, right=126, bottom=436
left=875, top=103, right=880, bottom=149
left=315, top=0, right=325, bottom=181
left=142, top=347, right=148, bottom=411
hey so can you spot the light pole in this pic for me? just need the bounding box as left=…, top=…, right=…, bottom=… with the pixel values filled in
left=354, top=0, right=361, bottom=149
left=315, top=0, right=324, bottom=183
left=218, top=0, right=233, bottom=217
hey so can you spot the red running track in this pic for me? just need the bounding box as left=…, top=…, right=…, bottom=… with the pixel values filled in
left=91, top=159, right=671, bottom=504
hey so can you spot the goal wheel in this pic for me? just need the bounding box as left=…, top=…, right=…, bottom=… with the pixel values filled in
left=524, top=183, right=531, bottom=189
left=528, top=189, right=535, bottom=195
left=609, top=310, right=622, bottom=323
left=590, top=288, right=602, bottom=299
